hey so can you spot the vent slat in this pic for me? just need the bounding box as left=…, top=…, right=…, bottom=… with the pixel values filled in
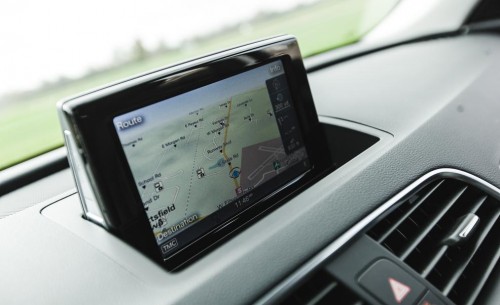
left=377, top=180, right=445, bottom=242
left=471, top=254, right=500, bottom=305
left=421, top=246, right=447, bottom=278
left=277, top=269, right=363, bottom=305
left=440, top=209, right=500, bottom=295
left=447, top=215, right=500, bottom=305
left=376, top=180, right=466, bottom=256
left=399, top=186, right=468, bottom=260
left=367, top=176, right=500, bottom=305
left=467, top=195, right=488, bottom=214
left=305, top=282, right=338, bottom=305
left=405, top=191, right=488, bottom=274
left=463, top=247, right=500, bottom=305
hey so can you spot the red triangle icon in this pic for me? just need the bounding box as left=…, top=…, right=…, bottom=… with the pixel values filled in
left=388, top=277, right=411, bottom=304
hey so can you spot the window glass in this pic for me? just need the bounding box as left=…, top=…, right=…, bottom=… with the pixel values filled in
left=0, top=0, right=398, bottom=170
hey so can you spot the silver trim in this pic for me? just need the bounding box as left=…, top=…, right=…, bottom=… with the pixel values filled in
left=318, top=116, right=393, bottom=138
left=459, top=215, right=479, bottom=238
left=63, top=130, right=106, bottom=227
left=256, top=168, right=500, bottom=304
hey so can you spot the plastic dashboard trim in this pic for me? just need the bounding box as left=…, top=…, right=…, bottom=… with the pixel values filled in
left=255, top=168, right=500, bottom=304
left=39, top=117, right=392, bottom=288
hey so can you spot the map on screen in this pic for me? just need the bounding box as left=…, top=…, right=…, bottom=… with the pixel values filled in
left=114, top=60, right=308, bottom=255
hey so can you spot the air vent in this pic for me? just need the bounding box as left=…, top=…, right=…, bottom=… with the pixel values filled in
left=368, top=178, right=500, bottom=305
left=277, top=269, right=364, bottom=305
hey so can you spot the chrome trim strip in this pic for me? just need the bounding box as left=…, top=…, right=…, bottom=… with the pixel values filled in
left=256, top=168, right=500, bottom=304
left=318, top=116, right=393, bottom=139
left=63, top=130, right=107, bottom=227
left=459, top=215, right=479, bottom=238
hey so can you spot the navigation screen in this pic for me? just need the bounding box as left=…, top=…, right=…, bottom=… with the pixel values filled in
left=113, top=60, right=310, bottom=258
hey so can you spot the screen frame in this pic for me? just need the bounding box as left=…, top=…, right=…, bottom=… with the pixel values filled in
left=59, top=36, right=332, bottom=270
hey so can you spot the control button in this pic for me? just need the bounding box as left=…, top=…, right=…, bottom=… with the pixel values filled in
left=359, top=259, right=426, bottom=305
left=389, top=277, right=411, bottom=303
left=417, top=291, right=447, bottom=305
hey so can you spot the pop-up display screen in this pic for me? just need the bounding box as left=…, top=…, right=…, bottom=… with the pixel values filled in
left=113, top=60, right=309, bottom=258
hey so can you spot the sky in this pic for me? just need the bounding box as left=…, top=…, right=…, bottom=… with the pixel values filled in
left=0, top=0, right=315, bottom=95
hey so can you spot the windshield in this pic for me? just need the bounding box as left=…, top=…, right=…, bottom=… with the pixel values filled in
left=0, top=0, right=398, bottom=170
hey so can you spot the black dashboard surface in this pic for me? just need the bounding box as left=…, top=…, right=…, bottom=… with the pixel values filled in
left=1, top=32, right=499, bottom=304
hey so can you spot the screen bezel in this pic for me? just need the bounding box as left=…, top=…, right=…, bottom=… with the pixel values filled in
left=61, top=36, right=332, bottom=270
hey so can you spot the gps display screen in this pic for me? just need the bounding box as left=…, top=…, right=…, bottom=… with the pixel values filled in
left=113, top=60, right=310, bottom=258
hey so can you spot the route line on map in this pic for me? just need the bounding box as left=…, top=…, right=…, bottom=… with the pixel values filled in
left=222, top=98, right=240, bottom=189
left=185, top=131, right=201, bottom=216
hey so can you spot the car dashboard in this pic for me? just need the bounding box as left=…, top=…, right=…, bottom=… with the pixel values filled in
left=0, top=28, right=499, bottom=305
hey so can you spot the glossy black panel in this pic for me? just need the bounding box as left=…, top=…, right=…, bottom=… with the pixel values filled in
left=60, top=36, right=332, bottom=270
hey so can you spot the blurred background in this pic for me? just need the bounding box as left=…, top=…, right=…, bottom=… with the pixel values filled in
left=0, top=0, right=398, bottom=170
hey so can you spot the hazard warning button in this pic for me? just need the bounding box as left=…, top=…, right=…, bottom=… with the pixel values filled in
left=358, top=259, right=426, bottom=305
